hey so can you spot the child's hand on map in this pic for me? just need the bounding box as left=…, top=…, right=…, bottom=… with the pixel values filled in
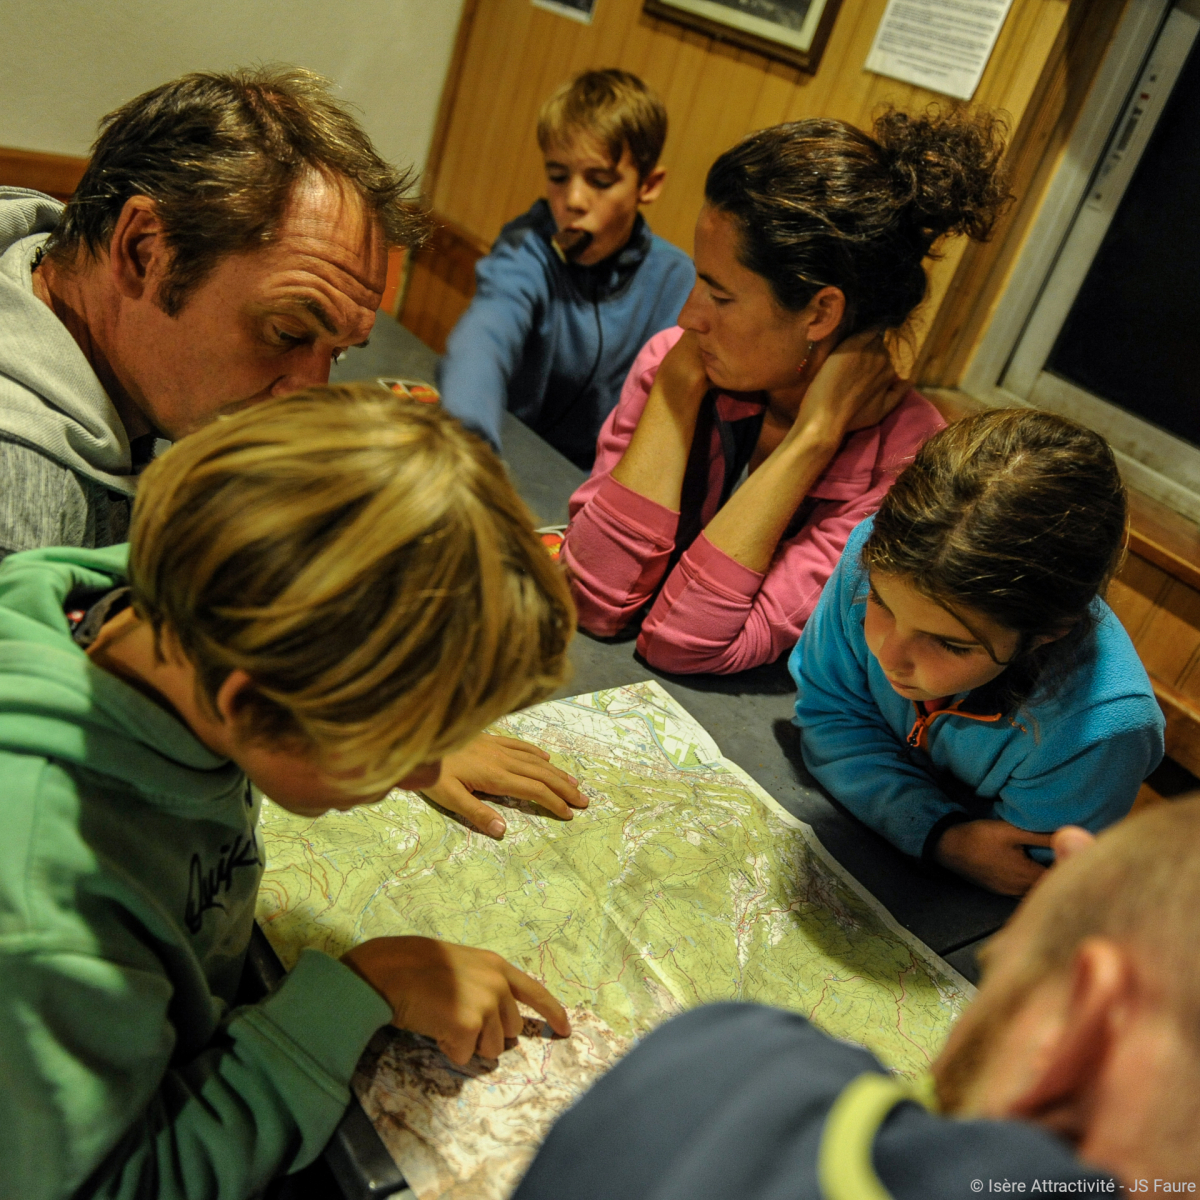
left=341, top=936, right=571, bottom=1065
left=421, top=733, right=587, bottom=838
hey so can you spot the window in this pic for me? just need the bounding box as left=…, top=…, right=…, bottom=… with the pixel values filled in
left=962, top=0, right=1200, bottom=522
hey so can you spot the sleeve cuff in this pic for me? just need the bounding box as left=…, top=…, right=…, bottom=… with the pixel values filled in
left=594, top=475, right=680, bottom=544
left=255, top=948, right=392, bottom=1084
left=920, top=811, right=975, bottom=867
left=683, top=532, right=766, bottom=601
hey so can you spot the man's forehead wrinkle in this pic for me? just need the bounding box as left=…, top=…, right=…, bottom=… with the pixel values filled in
left=268, top=255, right=384, bottom=317
left=270, top=234, right=387, bottom=295
left=300, top=297, right=337, bottom=335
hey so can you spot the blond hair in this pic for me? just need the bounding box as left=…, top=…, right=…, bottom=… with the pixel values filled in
left=128, top=385, right=574, bottom=793
left=537, top=69, right=667, bottom=181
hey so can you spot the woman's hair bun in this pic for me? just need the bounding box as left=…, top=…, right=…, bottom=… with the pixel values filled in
left=704, top=105, right=1013, bottom=333
left=875, top=105, right=1012, bottom=253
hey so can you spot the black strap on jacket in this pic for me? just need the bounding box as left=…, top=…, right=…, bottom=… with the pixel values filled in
left=666, top=392, right=766, bottom=576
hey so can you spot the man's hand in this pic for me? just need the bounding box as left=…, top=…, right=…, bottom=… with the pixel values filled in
left=341, top=936, right=571, bottom=1065
left=935, top=819, right=1054, bottom=896
left=421, top=733, right=587, bottom=838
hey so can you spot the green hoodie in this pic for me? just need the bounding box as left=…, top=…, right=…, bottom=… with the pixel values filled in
left=0, top=545, right=392, bottom=1199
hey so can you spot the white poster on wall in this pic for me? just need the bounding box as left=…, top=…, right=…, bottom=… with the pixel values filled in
left=864, top=0, right=1015, bottom=101
left=532, top=0, right=597, bottom=22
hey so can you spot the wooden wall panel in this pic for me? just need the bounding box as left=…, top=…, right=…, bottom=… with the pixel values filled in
left=399, top=218, right=489, bottom=353
left=1109, top=550, right=1200, bottom=779
left=917, top=0, right=1129, bottom=384
left=411, top=0, right=1118, bottom=377
left=1107, top=555, right=1173, bottom=646
left=0, top=147, right=87, bottom=201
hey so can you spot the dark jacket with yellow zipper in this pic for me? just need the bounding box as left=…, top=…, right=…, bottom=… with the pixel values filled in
left=513, top=1004, right=1117, bottom=1200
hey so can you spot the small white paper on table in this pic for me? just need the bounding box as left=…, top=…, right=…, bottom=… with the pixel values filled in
left=865, top=0, right=1016, bottom=101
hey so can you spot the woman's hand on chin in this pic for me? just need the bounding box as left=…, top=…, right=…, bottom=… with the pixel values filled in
left=653, top=330, right=711, bottom=413
left=791, top=329, right=903, bottom=444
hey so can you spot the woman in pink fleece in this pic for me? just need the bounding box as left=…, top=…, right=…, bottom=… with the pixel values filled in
left=562, top=109, right=1010, bottom=674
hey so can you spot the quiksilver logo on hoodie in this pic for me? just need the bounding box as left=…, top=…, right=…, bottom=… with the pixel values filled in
left=184, top=834, right=262, bottom=934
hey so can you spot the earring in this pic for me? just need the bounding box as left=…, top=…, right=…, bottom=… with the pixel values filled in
left=797, top=340, right=816, bottom=374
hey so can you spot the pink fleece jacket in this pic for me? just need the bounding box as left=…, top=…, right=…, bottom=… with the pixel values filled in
left=562, top=327, right=946, bottom=675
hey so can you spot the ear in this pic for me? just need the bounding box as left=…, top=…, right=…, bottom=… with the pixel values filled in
left=804, top=286, right=846, bottom=342
left=1007, top=938, right=1130, bottom=1138
left=213, top=668, right=258, bottom=728
left=638, top=165, right=667, bottom=205
left=107, top=195, right=169, bottom=302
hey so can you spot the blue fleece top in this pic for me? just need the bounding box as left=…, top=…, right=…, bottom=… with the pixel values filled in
left=789, top=518, right=1165, bottom=861
left=438, top=199, right=695, bottom=470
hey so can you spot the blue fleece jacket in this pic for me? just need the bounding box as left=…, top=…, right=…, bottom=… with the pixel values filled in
left=789, top=518, right=1164, bottom=862
left=438, top=199, right=694, bottom=470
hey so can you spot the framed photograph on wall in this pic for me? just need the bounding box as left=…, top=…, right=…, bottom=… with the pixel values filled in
left=643, top=0, right=843, bottom=73
left=533, top=0, right=597, bottom=22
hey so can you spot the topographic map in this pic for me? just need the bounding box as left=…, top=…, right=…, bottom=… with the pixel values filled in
left=257, top=681, right=972, bottom=1200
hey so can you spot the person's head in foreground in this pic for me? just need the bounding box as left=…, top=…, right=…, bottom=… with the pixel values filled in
left=123, top=385, right=573, bottom=806
left=683, top=106, right=1011, bottom=397
left=536, top=68, right=668, bottom=265
left=863, top=407, right=1127, bottom=714
left=0, top=386, right=574, bottom=1200
left=36, top=66, right=423, bottom=442
left=512, top=807, right=1200, bottom=1200
left=934, top=806, right=1200, bottom=1183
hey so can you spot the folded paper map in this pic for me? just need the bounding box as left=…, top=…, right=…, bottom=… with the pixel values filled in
left=257, top=681, right=972, bottom=1200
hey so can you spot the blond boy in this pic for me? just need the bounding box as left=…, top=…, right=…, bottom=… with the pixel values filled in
left=0, top=386, right=574, bottom=1200
left=439, top=69, right=694, bottom=470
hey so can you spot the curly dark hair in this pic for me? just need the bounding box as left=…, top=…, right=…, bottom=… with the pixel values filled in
left=704, top=106, right=1012, bottom=334
left=46, top=66, right=427, bottom=316
left=862, top=409, right=1128, bottom=712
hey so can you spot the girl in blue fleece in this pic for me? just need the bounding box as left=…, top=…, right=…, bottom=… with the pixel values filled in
left=790, top=409, right=1164, bottom=896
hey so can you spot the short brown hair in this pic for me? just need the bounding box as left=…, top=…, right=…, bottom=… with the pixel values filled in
left=46, top=66, right=427, bottom=316
left=537, top=69, right=667, bottom=181
left=1017, top=796, right=1200, bottom=1049
left=128, top=385, right=574, bottom=793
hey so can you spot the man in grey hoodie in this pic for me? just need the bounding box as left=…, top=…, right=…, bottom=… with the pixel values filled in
left=0, top=65, right=588, bottom=845
left=0, top=66, right=421, bottom=560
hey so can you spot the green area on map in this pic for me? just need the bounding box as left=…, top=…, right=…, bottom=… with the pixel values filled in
left=257, top=680, right=969, bottom=1080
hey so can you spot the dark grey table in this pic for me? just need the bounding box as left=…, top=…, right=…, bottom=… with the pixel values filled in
left=288, top=314, right=1016, bottom=1200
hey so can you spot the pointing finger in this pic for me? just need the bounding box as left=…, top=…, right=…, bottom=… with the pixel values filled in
left=505, top=965, right=570, bottom=1038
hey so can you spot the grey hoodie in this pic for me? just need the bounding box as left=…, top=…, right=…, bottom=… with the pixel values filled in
left=0, top=188, right=138, bottom=559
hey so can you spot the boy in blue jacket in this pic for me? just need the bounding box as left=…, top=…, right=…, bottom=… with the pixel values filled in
left=439, top=69, right=695, bottom=470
